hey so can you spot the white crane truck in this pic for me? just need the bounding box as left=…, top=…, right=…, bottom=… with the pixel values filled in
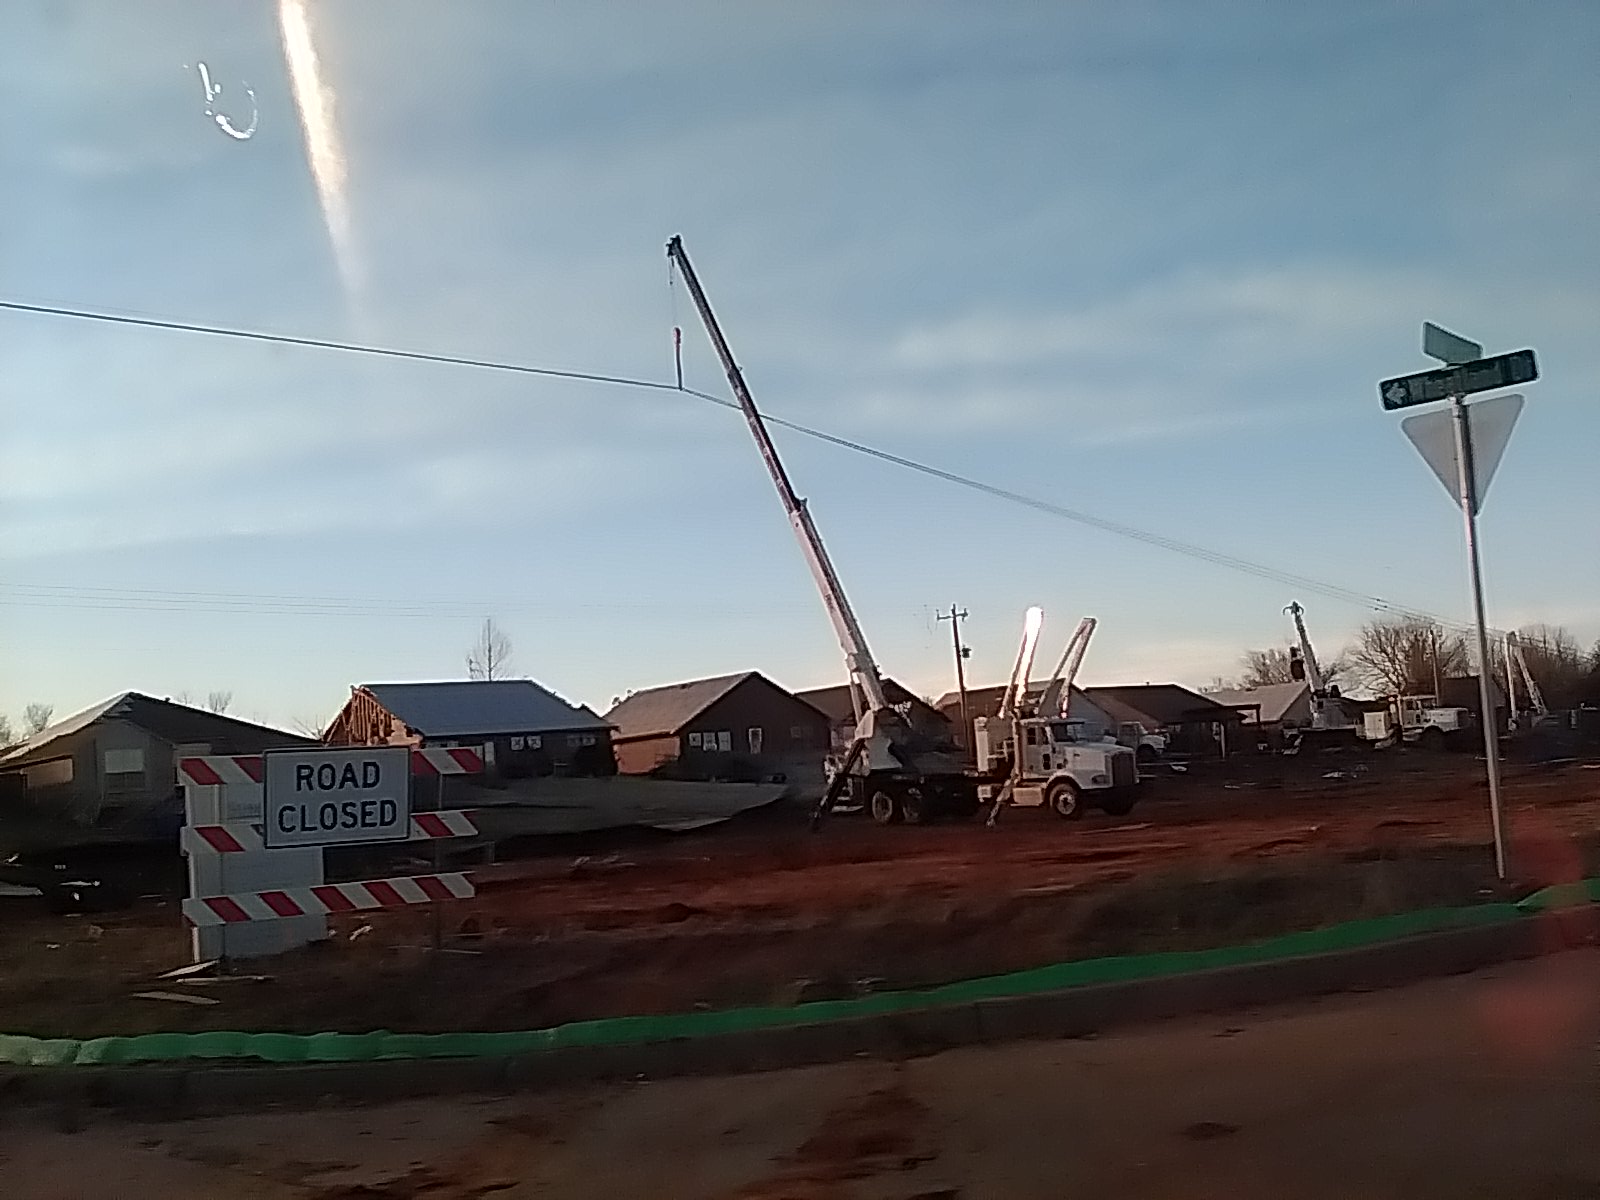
left=974, top=609, right=1141, bottom=820
left=667, top=236, right=978, bottom=827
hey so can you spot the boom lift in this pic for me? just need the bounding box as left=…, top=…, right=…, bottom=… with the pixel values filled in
left=1284, top=601, right=1360, bottom=748
left=975, top=610, right=1140, bottom=822
left=1505, top=631, right=1547, bottom=725
left=667, top=235, right=976, bottom=828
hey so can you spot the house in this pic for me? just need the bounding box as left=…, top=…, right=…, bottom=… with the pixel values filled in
left=1081, top=684, right=1245, bottom=757
left=0, top=692, right=310, bottom=833
left=605, top=672, right=831, bottom=777
left=796, top=679, right=951, bottom=751
left=1205, top=681, right=1313, bottom=731
left=934, top=683, right=1117, bottom=750
left=325, top=680, right=615, bottom=777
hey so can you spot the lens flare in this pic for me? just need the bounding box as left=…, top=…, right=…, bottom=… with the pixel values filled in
left=277, top=0, right=361, bottom=302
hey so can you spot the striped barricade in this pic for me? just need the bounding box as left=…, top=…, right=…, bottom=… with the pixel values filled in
left=180, top=745, right=488, bottom=962
left=183, top=872, right=475, bottom=927
left=183, top=809, right=479, bottom=855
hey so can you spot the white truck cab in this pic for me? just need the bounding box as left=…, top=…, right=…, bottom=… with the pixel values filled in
left=974, top=714, right=1140, bottom=818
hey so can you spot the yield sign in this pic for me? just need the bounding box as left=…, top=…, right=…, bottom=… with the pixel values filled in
left=1401, top=393, right=1523, bottom=515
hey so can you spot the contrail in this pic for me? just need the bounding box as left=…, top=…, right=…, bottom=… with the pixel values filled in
left=277, top=0, right=362, bottom=303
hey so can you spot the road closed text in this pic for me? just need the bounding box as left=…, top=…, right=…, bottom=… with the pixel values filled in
left=262, top=748, right=411, bottom=847
left=276, top=795, right=400, bottom=837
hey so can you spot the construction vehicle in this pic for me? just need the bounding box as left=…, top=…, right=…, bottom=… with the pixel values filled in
left=1360, top=695, right=1472, bottom=748
left=1284, top=601, right=1361, bottom=749
left=667, top=235, right=977, bottom=827
left=974, top=610, right=1140, bottom=820
left=1505, top=631, right=1548, bottom=729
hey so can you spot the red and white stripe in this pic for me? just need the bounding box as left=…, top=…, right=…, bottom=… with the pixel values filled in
left=182, top=872, right=475, bottom=926
left=178, top=747, right=484, bottom=788
left=178, top=756, right=264, bottom=787
left=183, top=810, right=479, bottom=855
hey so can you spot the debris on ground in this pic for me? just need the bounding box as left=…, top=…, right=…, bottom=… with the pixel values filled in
left=132, top=991, right=220, bottom=1006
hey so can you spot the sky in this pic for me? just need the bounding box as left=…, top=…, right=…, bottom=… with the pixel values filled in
left=2, top=0, right=1598, bottom=734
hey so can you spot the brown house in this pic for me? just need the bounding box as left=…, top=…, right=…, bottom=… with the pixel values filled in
left=604, top=672, right=830, bottom=777
left=795, top=679, right=952, bottom=751
left=1081, top=684, right=1244, bottom=756
left=326, top=680, right=615, bottom=778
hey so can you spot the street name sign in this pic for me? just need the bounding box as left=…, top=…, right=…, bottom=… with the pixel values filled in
left=263, top=746, right=411, bottom=848
left=1380, top=348, right=1538, bottom=411
left=1422, top=322, right=1483, bottom=365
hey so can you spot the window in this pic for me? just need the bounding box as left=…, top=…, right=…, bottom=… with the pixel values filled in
left=103, top=748, right=144, bottom=775
left=687, top=732, right=703, bottom=749
left=509, top=735, right=525, bottom=751
left=565, top=732, right=597, bottom=750
left=717, top=730, right=731, bottom=753
left=747, top=727, right=763, bottom=755
left=790, top=725, right=807, bottom=740
left=103, top=746, right=145, bottom=792
left=527, top=734, right=542, bottom=750
left=25, top=758, right=73, bottom=789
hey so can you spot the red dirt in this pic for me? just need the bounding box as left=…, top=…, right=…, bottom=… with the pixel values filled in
left=3, top=754, right=1597, bottom=1038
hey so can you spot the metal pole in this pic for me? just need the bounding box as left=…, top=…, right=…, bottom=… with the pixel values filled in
left=940, top=606, right=970, bottom=747
left=1450, top=394, right=1508, bottom=880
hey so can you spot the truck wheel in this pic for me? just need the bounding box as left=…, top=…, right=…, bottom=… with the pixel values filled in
left=1047, top=780, right=1082, bottom=819
left=1136, top=744, right=1156, bottom=765
left=1421, top=726, right=1446, bottom=752
left=1098, top=792, right=1137, bottom=817
left=869, top=790, right=901, bottom=825
left=900, top=790, right=925, bottom=825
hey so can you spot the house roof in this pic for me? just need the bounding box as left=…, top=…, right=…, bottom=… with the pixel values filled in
left=605, top=672, right=755, bottom=741
left=0, top=692, right=310, bottom=767
left=794, top=679, right=942, bottom=725
left=1205, top=681, right=1311, bottom=725
left=1081, top=684, right=1241, bottom=728
left=933, top=683, right=1095, bottom=717
left=361, top=680, right=609, bottom=738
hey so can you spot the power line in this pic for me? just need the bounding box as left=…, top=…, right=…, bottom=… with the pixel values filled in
left=0, top=299, right=683, bottom=395
left=1, top=296, right=1455, bottom=629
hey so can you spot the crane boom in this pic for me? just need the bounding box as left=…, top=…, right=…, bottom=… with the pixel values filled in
left=999, top=607, right=1046, bottom=719
left=1284, top=600, right=1327, bottom=694
left=1037, top=616, right=1097, bottom=718
left=1505, top=632, right=1547, bottom=717
left=666, top=235, right=889, bottom=718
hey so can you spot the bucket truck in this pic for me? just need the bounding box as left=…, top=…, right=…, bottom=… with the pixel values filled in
left=1505, top=631, right=1548, bottom=731
left=974, top=610, right=1141, bottom=820
left=667, top=235, right=977, bottom=827
left=1284, top=601, right=1361, bottom=749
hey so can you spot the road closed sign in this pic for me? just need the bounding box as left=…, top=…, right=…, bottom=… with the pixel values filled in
left=262, top=747, right=411, bottom=848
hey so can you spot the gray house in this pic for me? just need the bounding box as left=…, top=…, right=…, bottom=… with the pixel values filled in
left=0, top=692, right=310, bottom=835
left=325, top=680, right=616, bottom=777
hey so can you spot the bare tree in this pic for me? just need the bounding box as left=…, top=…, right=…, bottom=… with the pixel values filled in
left=1238, top=646, right=1351, bottom=689
left=0, top=714, right=13, bottom=748
left=1350, top=617, right=1469, bottom=697
left=22, top=703, right=53, bottom=735
left=1238, top=647, right=1295, bottom=687
left=290, top=713, right=329, bottom=740
left=206, top=690, right=233, bottom=715
left=466, top=618, right=514, bottom=681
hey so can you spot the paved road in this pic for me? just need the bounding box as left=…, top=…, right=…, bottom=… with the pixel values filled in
left=5, top=950, right=1600, bottom=1199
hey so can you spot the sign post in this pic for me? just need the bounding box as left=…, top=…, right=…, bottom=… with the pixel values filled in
left=1382, top=325, right=1536, bottom=881
left=1447, top=390, right=1508, bottom=881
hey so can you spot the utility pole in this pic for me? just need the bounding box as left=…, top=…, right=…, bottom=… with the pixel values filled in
left=938, top=606, right=971, bottom=748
